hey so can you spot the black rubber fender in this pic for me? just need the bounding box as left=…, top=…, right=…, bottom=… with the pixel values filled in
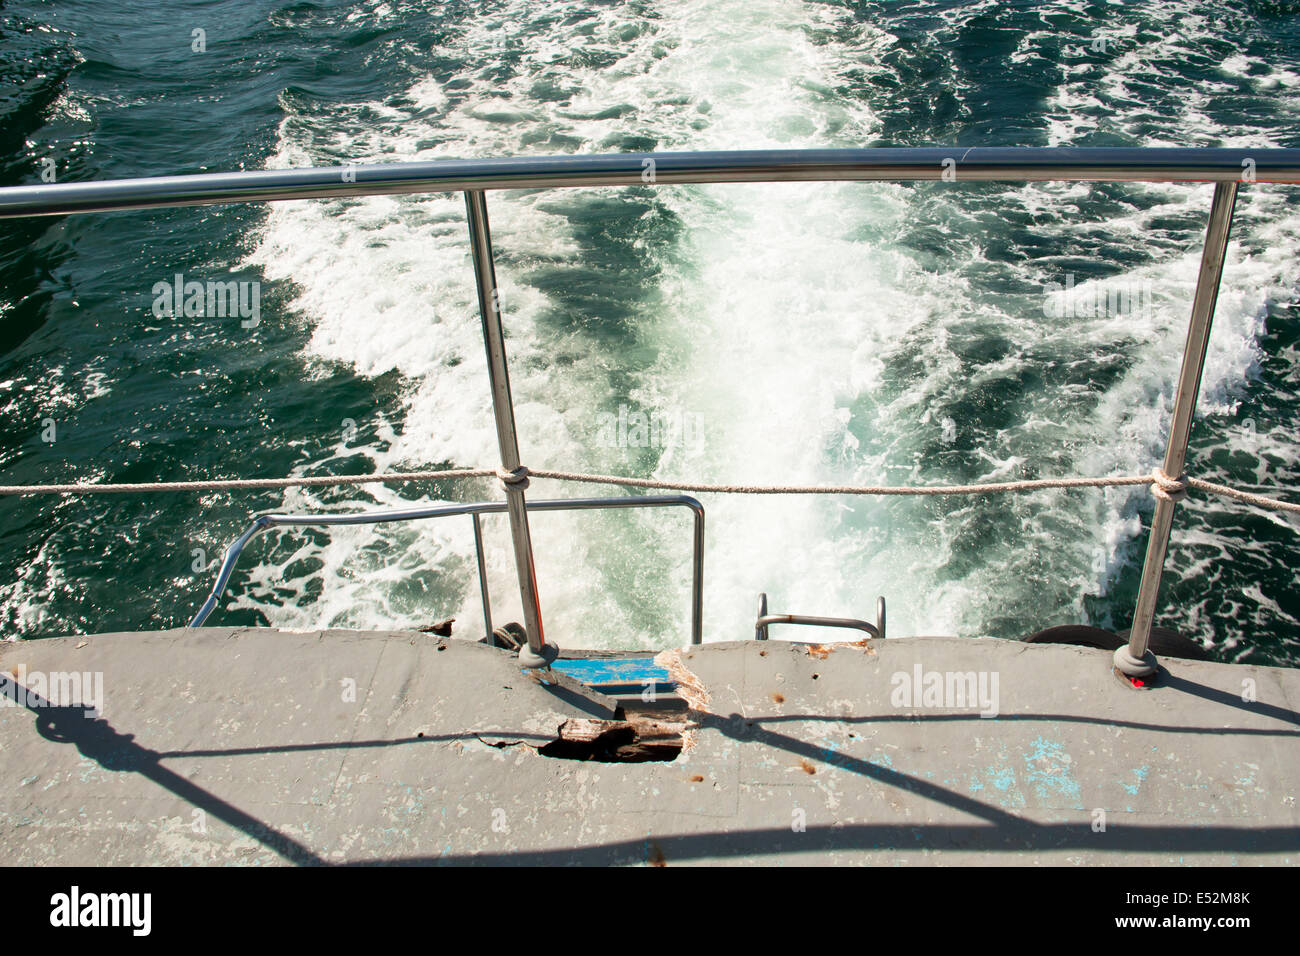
left=1023, top=624, right=1123, bottom=651
left=1116, top=626, right=1210, bottom=661
left=1024, top=624, right=1209, bottom=661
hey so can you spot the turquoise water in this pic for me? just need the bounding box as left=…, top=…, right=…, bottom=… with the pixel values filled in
left=2, top=0, right=1299, bottom=665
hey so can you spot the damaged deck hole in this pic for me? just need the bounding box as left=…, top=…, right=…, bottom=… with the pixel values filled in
left=539, top=715, right=684, bottom=763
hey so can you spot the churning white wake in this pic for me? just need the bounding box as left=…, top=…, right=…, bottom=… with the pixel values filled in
left=241, top=0, right=1300, bottom=651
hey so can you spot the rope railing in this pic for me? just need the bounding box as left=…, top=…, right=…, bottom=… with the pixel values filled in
left=2, top=465, right=1298, bottom=514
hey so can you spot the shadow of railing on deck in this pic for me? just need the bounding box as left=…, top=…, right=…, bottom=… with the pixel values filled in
left=19, top=689, right=326, bottom=865
left=359, top=706, right=1300, bottom=865
left=12, top=669, right=1297, bottom=866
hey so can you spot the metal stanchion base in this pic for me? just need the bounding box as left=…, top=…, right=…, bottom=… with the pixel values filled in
left=518, top=641, right=560, bottom=669
left=1113, top=645, right=1158, bottom=684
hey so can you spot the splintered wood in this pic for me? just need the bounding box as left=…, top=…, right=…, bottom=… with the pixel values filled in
left=544, top=717, right=685, bottom=762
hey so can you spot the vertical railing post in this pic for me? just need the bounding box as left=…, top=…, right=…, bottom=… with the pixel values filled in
left=464, top=190, right=557, bottom=667
left=471, top=512, right=494, bottom=643
left=690, top=506, right=704, bottom=645
left=1117, top=180, right=1238, bottom=679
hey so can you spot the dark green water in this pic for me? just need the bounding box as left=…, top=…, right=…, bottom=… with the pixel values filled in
left=2, top=0, right=1299, bottom=666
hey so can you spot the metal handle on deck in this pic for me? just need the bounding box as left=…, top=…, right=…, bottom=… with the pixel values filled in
left=190, top=495, right=705, bottom=645
left=755, top=593, right=885, bottom=641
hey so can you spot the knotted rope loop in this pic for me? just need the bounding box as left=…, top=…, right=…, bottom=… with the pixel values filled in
left=1151, top=468, right=1188, bottom=503
left=497, top=465, right=530, bottom=492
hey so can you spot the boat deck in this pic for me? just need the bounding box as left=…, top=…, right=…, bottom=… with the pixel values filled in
left=1, top=628, right=1296, bottom=865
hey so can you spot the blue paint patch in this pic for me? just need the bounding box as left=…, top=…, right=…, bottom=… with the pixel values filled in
left=1023, top=736, right=1083, bottom=808
left=550, top=657, right=674, bottom=690
left=820, top=739, right=848, bottom=770
left=1121, top=765, right=1150, bottom=796
left=980, top=765, right=1027, bottom=808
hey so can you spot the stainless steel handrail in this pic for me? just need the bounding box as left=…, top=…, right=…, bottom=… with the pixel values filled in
left=756, top=614, right=879, bottom=640
left=1, top=148, right=1298, bottom=218
left=2, top=146, right=1282, bottom=675
left=755, top=593, right=886, bottom=641
left=189, top=494, right=705, bottom=645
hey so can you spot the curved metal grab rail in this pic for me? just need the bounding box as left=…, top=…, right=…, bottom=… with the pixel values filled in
left=754, top=593, right=886, bottom=642
left=190, top=494, right=705, bottom=645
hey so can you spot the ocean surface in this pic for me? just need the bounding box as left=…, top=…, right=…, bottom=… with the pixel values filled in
left=2, top=0, right=1299, bottom=666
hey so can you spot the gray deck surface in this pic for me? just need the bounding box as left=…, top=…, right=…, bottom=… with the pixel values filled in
left=1, top=628, right=1296, bottom=865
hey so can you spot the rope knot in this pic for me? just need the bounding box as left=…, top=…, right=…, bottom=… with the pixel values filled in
left=1151, top=468, right=1188, bottom=503
left=497, top=465, right=530, bottom=491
